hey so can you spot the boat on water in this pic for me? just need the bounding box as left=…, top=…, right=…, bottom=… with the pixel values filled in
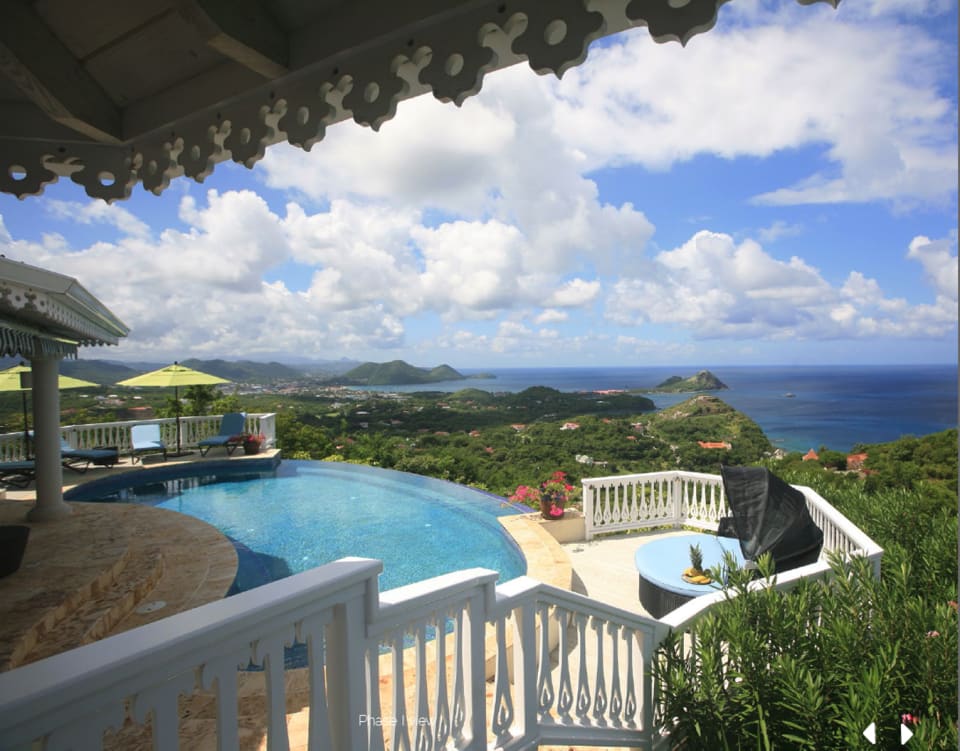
left=784, top=393, right=796, bottom=398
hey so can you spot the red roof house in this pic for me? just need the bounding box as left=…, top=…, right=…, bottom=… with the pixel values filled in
left=697, top=441, right=731, bottom=450
left=846, top=453, right=868, bottom=470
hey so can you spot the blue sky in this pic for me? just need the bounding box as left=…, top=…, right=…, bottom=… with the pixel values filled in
left=1, top=0, right=956, bottom=369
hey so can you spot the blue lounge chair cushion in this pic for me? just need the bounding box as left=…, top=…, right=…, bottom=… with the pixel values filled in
left=0, top=460, right=35, bottom=488
left=198, top=413, right=247, bottom=456
left=59, top=438, right=119, bottom=472
left=130, top=424, right=167, bottom=463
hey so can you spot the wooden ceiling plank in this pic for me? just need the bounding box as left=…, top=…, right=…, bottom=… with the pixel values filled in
left=0, top=2, right=122, bottom=143
left=176, top=0, right=289, bottom=80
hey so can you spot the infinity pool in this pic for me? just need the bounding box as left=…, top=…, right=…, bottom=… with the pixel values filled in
left=67, top=460, right=527, bottom=594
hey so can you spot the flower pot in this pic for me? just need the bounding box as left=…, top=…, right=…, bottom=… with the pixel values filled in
left=540, top=499, right=564, bottom=520
left=0, top=525, right=30, bottom=578
left=243, top=441, right=261, bottom=455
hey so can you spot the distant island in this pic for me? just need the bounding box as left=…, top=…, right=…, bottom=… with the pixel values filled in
left=339, top=360, right=471, bottom=386
left=644, top=370, right=728, bottom=393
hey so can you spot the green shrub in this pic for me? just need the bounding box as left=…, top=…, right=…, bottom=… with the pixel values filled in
left=654, top=554, right=958, bottom=749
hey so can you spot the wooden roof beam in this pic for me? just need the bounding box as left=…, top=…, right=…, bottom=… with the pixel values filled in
left=176, top=0, right=289, bottom=80
left=0, top=2, right=122, bottom=144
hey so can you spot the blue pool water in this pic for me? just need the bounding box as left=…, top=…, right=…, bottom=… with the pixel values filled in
left=67, top=460, right=527, bottom=594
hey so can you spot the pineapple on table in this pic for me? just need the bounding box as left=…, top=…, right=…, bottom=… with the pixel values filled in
left=683, top=543, right=712, bottom=584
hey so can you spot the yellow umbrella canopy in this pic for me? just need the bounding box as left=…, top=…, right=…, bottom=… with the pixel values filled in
left=0, top=364, right=99, bottom=392
left=0, top=364, right=99, bottom=457
left=116, top=362, right=229, bottom=456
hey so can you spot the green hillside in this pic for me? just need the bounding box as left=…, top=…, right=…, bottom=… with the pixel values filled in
left=642, top=394, right=771, bottom=467
left=60, top=359, right=140, bottom=385
left=650, top=370, right=728, bottom=392
left=179, top=358, right=304, bottom=383
left=342, top=360, right=467, bottom=385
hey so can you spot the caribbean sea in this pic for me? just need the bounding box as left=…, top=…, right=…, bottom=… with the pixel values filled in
left=365, top=364, right=958, bottom=453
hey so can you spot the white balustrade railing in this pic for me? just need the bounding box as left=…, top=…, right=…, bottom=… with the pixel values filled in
left=582, top=471, right=881, bottom=567
left=0, top=413, right=277, bottom=461
left=0, top=556, right=669, bottom=750
left=582, top=471, right=727, bottom=539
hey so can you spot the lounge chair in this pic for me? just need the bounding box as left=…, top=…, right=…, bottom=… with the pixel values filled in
left=59, top=438, right=119, bottom=473
left=197, top=412, right=247, bottom=457
left=130, top=424, right=167, bottom=464
left=0, top=460, right=35, bottom=488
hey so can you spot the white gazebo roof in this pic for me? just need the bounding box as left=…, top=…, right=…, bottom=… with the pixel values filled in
left=0, top=257, right=129, bottom=359
left=0, top=0, right=836, bottom=203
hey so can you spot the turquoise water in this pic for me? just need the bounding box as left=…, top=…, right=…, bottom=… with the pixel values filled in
left=77, top=460, right=527, bottom=594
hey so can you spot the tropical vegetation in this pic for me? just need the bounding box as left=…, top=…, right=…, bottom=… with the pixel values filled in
left=654, top=432, right=958, bottom=749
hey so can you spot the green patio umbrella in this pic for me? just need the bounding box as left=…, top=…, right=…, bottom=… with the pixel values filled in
left=116, top=362, right=229, bottom=457
left=0, top=363, right=99, bottom=458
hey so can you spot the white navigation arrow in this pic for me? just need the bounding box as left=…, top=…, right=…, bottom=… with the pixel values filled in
left=901, top=723, right=913, bottom=744
left=863, top=722, right=876, bottom=744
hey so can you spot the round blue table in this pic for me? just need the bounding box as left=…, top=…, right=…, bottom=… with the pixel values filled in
left=634, top=533, right=745, bottom=618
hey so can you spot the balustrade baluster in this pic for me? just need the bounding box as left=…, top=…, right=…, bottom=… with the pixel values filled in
left=608, top=623, right=623, bottom=726
left=199, top=651, right=248, bottom=751
left=413, top=621, right=433, bottom=751
left=366, top=645, right=386, bottom=751
left=253, top=632, right=293, bottom=751
left=623, top=628, right=637, bottom=726
left=639, top=628, right=656, bottom=732
left=131, top=670, right=197, bottom=751
left=556, top=608, right=574, bottom=719
left=464, top=594, right=487, bottom=749
left=449, top=610, right=466, bottom=744
left=432, top=611, right=451, bottom=750
left=490, top=616, right=514, bottom=746
left=535, top=603, right=554, bottom=716
left=574, top=614, right=591, bottom=719
left=390, top=633, right=411, bottom=751
left=299, top=613, right=332, bottom=751
left=591, top=617, right=607, bottom=724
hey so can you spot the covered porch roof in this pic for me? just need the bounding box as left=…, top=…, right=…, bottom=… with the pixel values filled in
left=0, top=0, right=837, bottom=202
left=0, top=257, right=129, bottom=359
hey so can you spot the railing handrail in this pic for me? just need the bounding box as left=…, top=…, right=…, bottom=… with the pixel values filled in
left=797, top=485, right=883, bottom=558
left=0, top=412, right=277, bottom=461
left=582, top=469, right=719, bottom=486
left=581, top=470, right=882, bottom=559
left=658, top=559, right=839, bottom=633
left=0, top=558, right=382, bottom=747
left=494, top=575, right=666, bottom=637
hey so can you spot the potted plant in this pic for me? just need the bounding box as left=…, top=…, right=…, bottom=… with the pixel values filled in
left=510, top=471, right=580, bottom=520
left=242, top=433, right=266, bottom=455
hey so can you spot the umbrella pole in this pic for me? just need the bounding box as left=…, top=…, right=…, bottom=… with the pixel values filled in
left=22, top=391, right=30, bottom=460
left=175, top=385, right=182, bottom=455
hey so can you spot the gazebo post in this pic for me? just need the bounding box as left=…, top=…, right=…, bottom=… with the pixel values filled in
left=26, top=355, right=70, bottom=522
